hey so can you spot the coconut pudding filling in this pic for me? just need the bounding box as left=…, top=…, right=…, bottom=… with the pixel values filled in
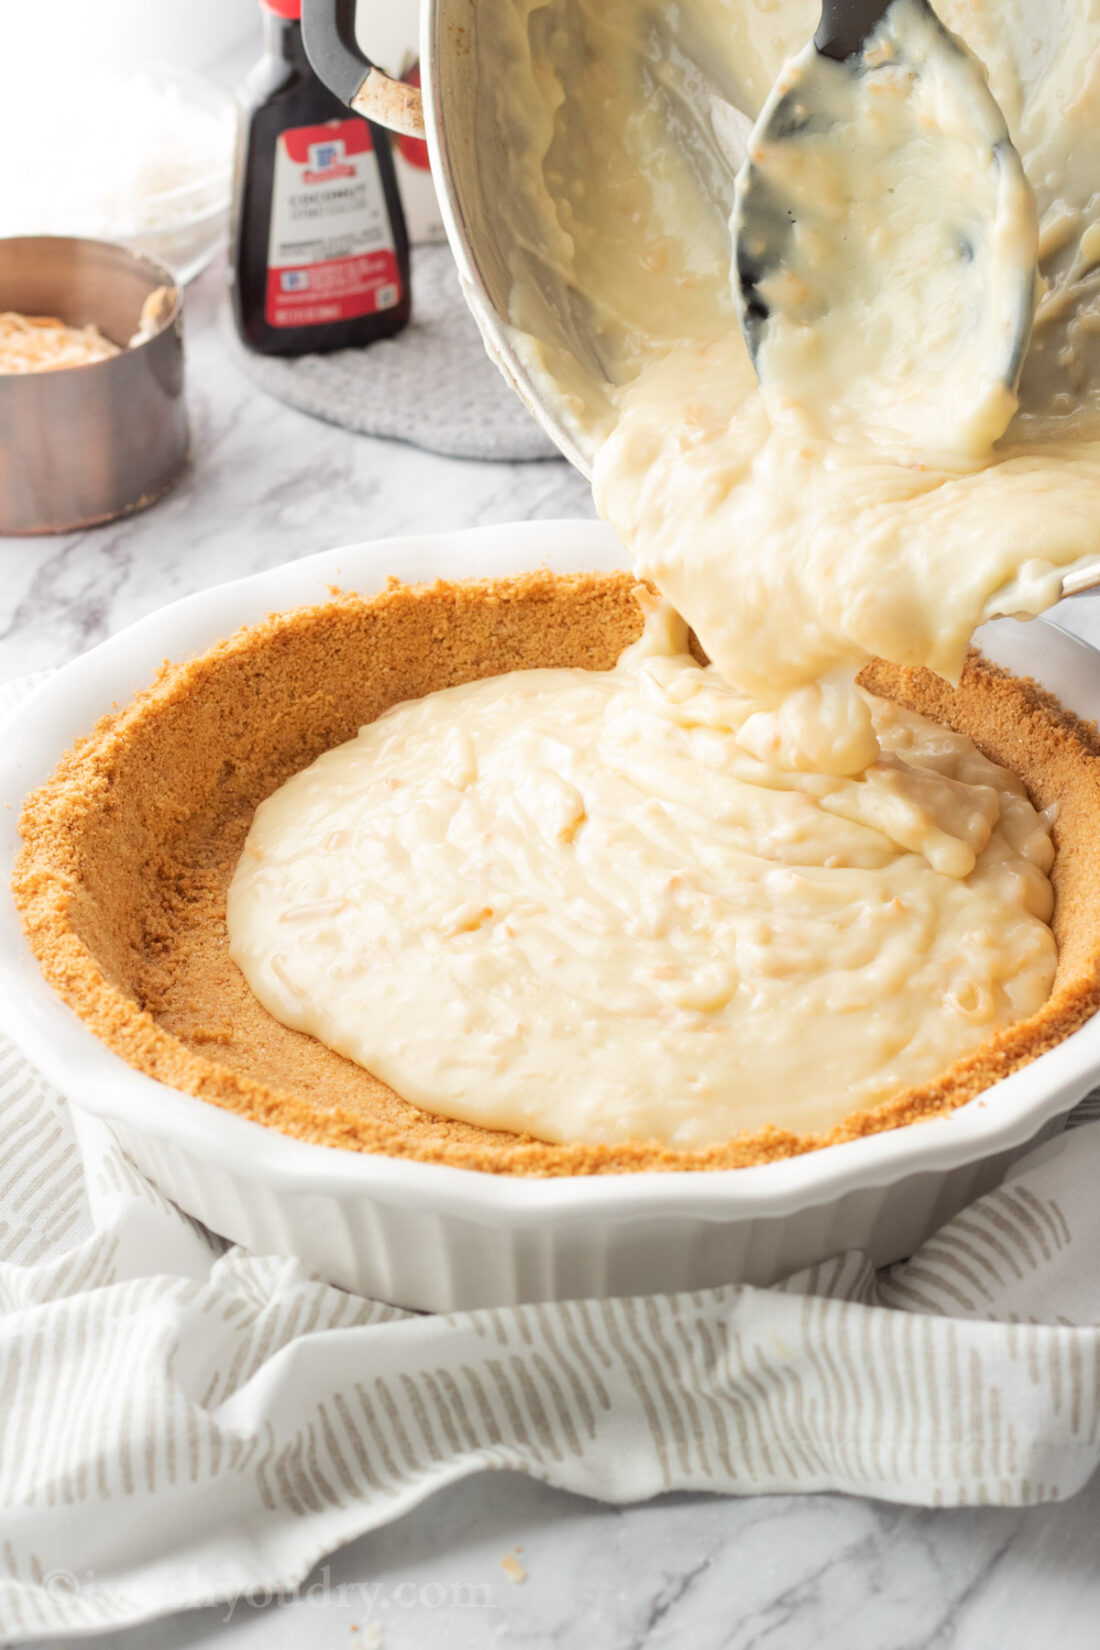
left=229, top=0, right=1100, bottom=1149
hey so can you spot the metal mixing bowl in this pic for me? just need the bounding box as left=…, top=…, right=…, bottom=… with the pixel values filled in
left=0, top=236, right=190, bottom=536
left=301, top=0, right=750, bottom=477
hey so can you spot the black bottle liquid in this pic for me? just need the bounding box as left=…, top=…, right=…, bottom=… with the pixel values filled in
left=230, top=0, right=411, bottom=357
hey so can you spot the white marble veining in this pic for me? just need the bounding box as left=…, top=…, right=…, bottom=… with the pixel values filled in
left=18, top=1468, right=1100, bottom=1650
left=0, top=259, right=593, bottom=678
left=7, top=251, right=1100, bottom=1650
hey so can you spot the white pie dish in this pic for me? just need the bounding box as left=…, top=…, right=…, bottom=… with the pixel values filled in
left=1, top=518, right=1099, bottom=1311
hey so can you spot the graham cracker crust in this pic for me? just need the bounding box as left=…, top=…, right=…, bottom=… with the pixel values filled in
left=13, top=571, right=1100, bottom=1176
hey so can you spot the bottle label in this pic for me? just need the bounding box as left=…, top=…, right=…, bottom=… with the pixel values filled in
left=265, top=118, right=402, bottom=328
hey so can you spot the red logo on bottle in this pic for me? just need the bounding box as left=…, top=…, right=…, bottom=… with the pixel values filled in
left=302, top=138, right=357, bottom=184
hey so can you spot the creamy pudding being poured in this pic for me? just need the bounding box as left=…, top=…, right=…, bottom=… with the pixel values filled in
left=583, top=0, right=1100, bottom=775
left=229, top=0, right=1100, bottom=1149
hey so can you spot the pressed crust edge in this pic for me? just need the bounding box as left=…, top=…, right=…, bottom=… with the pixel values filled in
left=13, top=569, right=1100, bottom=1176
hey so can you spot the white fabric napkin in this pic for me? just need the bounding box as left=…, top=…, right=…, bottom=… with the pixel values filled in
left=4, top=671, right=1100, bottom=1641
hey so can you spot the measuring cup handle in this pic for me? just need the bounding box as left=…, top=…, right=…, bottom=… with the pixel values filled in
left=301, top=0, right=427, bottom=139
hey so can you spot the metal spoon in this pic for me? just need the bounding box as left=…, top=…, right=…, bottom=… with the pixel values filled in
left=732, top=0, right=1039, bottom=455
left=731, top=0, right=1100, bottom=598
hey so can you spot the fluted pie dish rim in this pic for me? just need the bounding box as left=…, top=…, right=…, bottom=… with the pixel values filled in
left=3, top=520, right=1100, bottom=1232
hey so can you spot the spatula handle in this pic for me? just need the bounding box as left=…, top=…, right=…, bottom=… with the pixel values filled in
left=815, top=0, right=895, bottom=59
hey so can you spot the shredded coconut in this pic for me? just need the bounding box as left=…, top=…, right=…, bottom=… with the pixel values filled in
left=0, top=71, right=235, bottom=243
left=0, top=312, right=120, bottom=374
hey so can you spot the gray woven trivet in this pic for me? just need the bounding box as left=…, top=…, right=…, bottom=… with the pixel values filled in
left=222, top=243, right=559, bottom=462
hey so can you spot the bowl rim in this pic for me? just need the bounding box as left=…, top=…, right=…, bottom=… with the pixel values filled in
left=2, top=517, right=1099, bottom=1227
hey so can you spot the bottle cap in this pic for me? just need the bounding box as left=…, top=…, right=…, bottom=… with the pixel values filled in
left=260, top=0, right=302, bottom=18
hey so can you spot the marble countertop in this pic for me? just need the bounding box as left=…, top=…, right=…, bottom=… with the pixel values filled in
left=6, top=259, right=1100, bottom=1650
left=0, top=262, right=592, bottom=680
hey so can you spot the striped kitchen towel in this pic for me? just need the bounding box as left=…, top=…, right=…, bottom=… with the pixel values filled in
left=4, top=670, right=1100, bottom=1640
